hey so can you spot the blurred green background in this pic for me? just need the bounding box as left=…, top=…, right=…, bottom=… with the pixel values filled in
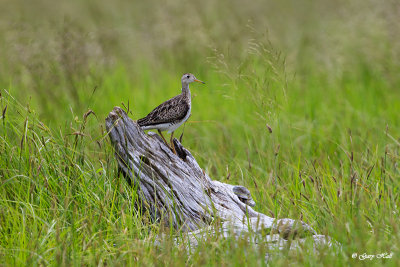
left=1, top=0, right=399, bottom=118
left=1, top=0, right=400, bottom=265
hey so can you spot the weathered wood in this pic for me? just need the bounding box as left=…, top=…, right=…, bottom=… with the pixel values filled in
left=105, top=106, right=335, bottom=252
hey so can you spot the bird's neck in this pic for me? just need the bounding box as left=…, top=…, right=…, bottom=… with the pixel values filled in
left=181, top=83, right=191, bottom=99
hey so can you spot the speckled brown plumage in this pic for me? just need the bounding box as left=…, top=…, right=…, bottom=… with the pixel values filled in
left=137, top=94, right=190, bottom=127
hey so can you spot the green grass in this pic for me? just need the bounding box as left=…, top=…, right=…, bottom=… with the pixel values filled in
left=1, top=0, right=400, bottom=266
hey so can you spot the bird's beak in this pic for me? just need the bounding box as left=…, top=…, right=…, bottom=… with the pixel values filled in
left=194, top=79, right=205, bottom=84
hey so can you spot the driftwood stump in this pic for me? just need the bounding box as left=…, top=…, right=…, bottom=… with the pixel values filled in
left=105, top=106, right=334, bottom=254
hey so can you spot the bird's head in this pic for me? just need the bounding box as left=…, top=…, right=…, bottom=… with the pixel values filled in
left=181, top=73, right=205, bottom=86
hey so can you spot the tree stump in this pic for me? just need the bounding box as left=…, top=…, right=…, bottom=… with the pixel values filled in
left=105, top=106, right=335, bottom=254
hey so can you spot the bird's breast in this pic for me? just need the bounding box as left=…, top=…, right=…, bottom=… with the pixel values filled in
left=182, top=104, right=191, bottom=123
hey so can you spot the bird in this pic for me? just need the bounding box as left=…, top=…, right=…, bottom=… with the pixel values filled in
left=137, top=73, right=205, bottom=154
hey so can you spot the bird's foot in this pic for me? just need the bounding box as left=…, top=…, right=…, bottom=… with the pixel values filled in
left=169, top=131, right=177, bottom=155
left=170, top=142, right=177, bottom=155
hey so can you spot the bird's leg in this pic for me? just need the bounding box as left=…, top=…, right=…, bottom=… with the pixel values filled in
left=170, top=131, right=177, bottom=155
left=157, top=130, right=169, bottom=146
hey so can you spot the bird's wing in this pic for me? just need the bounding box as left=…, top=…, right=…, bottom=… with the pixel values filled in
left=137, top=96, right=190, bottom=126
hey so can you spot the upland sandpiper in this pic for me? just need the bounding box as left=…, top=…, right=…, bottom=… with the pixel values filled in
left=137, top=73, right=205, bottom=154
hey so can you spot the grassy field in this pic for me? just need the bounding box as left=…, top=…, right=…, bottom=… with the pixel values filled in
left=1, top=0, right=400, bottom=265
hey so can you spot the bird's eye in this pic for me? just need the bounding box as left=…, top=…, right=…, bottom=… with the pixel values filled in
left=186, top=75, right=190, bottom=78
